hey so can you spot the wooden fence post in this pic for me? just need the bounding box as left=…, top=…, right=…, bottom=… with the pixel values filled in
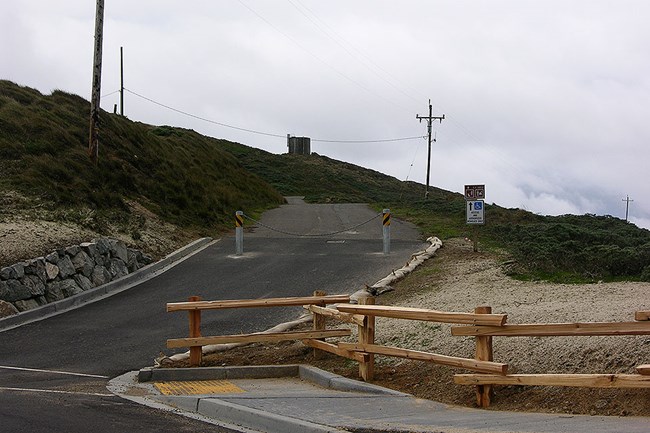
left=312, top=290, right=327, bottom=360
left=359, top=296, right=376, bottom=381
left=474, top=305, right=493, bottom=407
left=189, top=295, right=202, bottom=367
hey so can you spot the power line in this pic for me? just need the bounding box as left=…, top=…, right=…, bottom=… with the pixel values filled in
left=101, top=89, right=120, bottom=98
left=237, top=0, right=411, bottom=112
left=286, top=0, right=420, bottom=106
left=404, top=136, right=426, bottom=182
left=312, top=136, right=425, bottom=144
left=124, top=87, right=424, bottom=144
left=125, top=88, right=285, bottom=139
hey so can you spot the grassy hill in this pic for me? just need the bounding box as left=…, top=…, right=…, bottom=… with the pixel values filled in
left=1, top=80, right=649, bottom=282
left=0, top=80, right=284, bottom=231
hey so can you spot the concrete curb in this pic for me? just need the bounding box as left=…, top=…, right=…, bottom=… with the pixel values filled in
left=138, top=365, right=409, bottom=397
left=132, top=365, right=400, bottom=433
left=0, top=237, right=215, bottom=332
left=197, top=398, right=348, bottom=433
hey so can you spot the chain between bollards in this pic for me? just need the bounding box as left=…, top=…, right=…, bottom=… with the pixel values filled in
left=236, top=209, right=391, bottom=254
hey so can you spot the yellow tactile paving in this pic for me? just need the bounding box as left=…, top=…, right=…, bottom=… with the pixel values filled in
left=154, top=380, right=245, bottom=395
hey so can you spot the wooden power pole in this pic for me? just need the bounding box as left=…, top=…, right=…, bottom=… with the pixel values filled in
left=416, top=100, right=444, bottom=199
left=623, top=195, right=634, bottom=222
left=89, top=0, right=105, bottom=165
left=120, top=46, right=124, bottom=116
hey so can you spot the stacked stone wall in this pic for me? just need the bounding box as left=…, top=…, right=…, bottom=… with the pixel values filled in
left=0, top=238, right=151, bottom=315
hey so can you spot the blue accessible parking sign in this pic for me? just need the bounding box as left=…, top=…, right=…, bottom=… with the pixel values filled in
left=466, top=200, right=485, bottom=225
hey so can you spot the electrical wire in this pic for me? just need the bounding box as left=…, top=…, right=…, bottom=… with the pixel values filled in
left=312, top=135, right=425, bottom=144
left=125, top=88, right=286, bottom=139
left=124, top=87, right=425, bottom=144
left=286, top=0, right=421, bottom=106
left=101, top=89, right=120, bottom=98
left=237, top=0, right=411, bottom=112
left=404, top=136, right=426, bottom=182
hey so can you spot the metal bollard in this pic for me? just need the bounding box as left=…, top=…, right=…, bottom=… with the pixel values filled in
left=382, top=209, right=390, bottom=254
left=235, top=211, right=244, bottom=255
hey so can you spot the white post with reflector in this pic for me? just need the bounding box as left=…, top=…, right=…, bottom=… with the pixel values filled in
left=235, top=211, right=244, bottom=255
left=382, top=209, right=391, bottom=254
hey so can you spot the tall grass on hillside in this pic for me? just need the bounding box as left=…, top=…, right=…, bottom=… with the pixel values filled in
left=0, top=80, right=284, bottom=232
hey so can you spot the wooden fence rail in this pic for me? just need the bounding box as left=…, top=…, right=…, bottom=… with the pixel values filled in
left=336, top=304, right=507, bottom=326
left=167, top=329, right=351, bottom=349
left=451, top=321, right=650, bottom=337
left=167, top=294, right=350, bottom=312
left=451, top=308, right=650, bottom=407
left=166, top=293, right=351, bottom=366
left=338, top=342, right=508, bottom=375
left=454, top=373, right=650, bottom=388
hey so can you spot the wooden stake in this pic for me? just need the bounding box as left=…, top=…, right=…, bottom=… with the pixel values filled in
left=188, top=295, right=202, bottom=367
left=312, top=290, right=327, bottom=360
left=474, top=306, right=493, bottom=407
left=358, top=296, right=376, bottom=381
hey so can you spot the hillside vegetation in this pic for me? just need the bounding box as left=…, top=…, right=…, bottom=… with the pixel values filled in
left=0, top=80, right=284, bottom=232
left=1, top=80, right=649, bottom=282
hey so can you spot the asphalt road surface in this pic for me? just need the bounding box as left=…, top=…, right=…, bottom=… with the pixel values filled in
left=0, top=199, right=425, bottom=432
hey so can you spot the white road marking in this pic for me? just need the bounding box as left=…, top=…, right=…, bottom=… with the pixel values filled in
left=0, top=386, right=113, bottom=397
left=0, top=365, right=108, bottom=379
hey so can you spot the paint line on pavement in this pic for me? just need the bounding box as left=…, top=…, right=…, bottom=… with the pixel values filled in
left=0, top=386, right=113, bottom=397
left=0, top=365, right=109, bottom=379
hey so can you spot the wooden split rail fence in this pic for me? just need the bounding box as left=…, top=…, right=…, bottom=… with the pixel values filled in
left=166, top=293, right=351, bottom=367
left=166, top=294, right=650, bottom=409
left=452, top=309, right=650, bottom=407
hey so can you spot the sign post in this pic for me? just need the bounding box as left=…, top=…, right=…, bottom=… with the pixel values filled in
left=464, top=185, right=485, bottom=252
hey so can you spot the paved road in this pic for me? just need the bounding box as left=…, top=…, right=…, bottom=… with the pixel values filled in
left=0, top=199, right=425, bottom=432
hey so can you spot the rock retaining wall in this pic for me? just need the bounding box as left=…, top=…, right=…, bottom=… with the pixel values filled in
left=0, top=238, right=152, bottom=315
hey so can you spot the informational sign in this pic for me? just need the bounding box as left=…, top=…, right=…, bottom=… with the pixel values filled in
left=464, top=184, right=485, bottom=200
left=466, top=200, right=485, bottom=225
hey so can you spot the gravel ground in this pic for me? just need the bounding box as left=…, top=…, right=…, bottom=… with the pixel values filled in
left=378, top=238, right=650, bottom=375
left=371, top=237, right=650, bottom=416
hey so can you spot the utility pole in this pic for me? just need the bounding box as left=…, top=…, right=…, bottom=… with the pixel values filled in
left=120, top=46, right=124, bottom=116
left=416, top=100, right=444, bottom=199
left=623, top=195, right=634, bottom=222
left=89, top=0, right=105, bottom=165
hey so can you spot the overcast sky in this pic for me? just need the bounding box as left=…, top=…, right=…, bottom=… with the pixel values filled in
left=2, top=1, right=649, bottom=228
